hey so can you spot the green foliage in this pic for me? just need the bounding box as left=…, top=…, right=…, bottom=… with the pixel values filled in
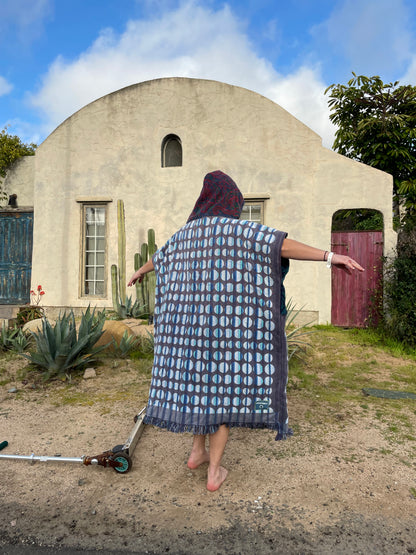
left=110, top=289, right=146, bottom=320
left=0, top=323, right=32, bottom=353
left=332, top=208, right=383, bottom=231
left=15, top=306, right=45, bottom=327
left=325, top=73, right=416, bottom=223
left=381, top=245, right=416, bottom=348
left=285, top=299, right=315, bottom=362
left=0, top=127, right=37, bottom=205
left=111, top=330, right=141, bottom=358
left=22, top=307, right=108, bottom=380
left=135, top=229, right=157, bottom=320
left=129, top=330, right=155, bottom=360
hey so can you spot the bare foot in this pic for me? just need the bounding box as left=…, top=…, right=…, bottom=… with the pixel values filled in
left=206, top=465, right=228, bottom=492
left=187, top=450, right=210, bottom=469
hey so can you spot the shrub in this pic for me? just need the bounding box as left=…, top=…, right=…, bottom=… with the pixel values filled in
left=285, top=299, right=315, bottom=362
left=382, top=241, right=416, bottom=348
left=22, top=307, right=108, bottom=380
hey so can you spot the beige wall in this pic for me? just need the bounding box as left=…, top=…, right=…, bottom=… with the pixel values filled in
left=2, top=156, right=35, bottom=207
left=3, top=78, right=395, bottom=323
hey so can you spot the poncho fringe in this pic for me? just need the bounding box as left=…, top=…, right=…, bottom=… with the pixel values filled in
left=143, top=415, right=293, bottom=440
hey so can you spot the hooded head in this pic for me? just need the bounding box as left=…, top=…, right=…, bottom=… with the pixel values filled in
left=187, top=170, right=244, bottom=223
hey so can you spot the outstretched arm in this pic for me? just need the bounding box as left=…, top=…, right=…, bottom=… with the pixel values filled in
left=281, top=238, right=364, bottom=275
left=127, top=258, right=155, bottom=286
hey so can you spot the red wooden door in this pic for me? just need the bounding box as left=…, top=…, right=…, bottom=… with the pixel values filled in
left=331, top=231, right=383, bottom=327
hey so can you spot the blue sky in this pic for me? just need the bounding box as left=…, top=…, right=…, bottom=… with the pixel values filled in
left=1, top=0, right=415, bottom=148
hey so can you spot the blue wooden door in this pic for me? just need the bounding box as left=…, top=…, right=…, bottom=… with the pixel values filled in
left=0, top=211, right=34, bottom=305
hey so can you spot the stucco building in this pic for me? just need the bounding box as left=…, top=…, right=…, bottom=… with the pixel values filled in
left=1, top=77, right=395, bottom=323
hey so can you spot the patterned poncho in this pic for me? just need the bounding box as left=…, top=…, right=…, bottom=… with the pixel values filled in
left=143, top=216, right=291, bottom=440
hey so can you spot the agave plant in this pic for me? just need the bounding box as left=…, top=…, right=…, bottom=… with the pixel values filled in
left=0, top=323, right=32, bottom=353
left=111, top=330, right=141, bottom=358
left=22, top=307, right=108, bottom=380
left=110, top=295, right=147, bottom=320
left=285, top=298, right=315, bottom=362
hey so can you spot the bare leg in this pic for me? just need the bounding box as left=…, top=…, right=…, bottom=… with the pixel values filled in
left=207, top=424, right=229, bottom=492
left=187, top=434, right=210, bottom=469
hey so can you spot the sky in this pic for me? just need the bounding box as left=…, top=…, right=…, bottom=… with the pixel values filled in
left=0, top=0, right=415, bottom=149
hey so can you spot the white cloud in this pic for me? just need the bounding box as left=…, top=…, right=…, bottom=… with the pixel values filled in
left=266, top=66, right=336, bottom=148
left=0, top=76, right=13, bottom=97
left=29, top=0, right=335, bottom=146
left=314, top=0, right=414, bottom=75
left=400, top=55, right=416, bottom=85
left=0, top=0, right=52, bottom=43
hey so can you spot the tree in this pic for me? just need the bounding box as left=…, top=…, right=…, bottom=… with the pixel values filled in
left=0, top=127, right=37, bottom=205
left=325, top=73, right=416, bottom=226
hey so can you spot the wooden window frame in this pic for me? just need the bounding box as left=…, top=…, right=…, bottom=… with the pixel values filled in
left=79, top=202, right=108, bottom=298
left=241, top=200, right=265, bottom=224
left=161, top=134, right=182, bottom=167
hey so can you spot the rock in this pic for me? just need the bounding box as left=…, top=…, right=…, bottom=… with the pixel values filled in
left=8, top=387, right=18, bottom=393
left=83, top=367, right=96, bottom=379
left=23, top=318, right=46, bottom=334
left=94, top=320, right=134, bottom=352
left=122, top=319, right=154, bottom=337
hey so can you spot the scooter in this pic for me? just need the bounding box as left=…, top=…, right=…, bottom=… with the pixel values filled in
left=0, top=407, right=146, bottom=474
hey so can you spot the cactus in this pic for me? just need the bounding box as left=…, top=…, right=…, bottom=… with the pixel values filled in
left=111, top=264, right=121, bottom=315
left=111, top=199, right=126, bottom=316
left=117, top=199, right=126, bottom=303
left=111, top=201, right=151, bottom=320
left=135, top=228, right=157, bottom=318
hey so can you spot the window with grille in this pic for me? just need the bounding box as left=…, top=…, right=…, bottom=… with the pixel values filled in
left=161, top=134, right=182, bottom=167
left=81, top=205, right=107, bottom=296
left=240, top=201, right=264, bottom=224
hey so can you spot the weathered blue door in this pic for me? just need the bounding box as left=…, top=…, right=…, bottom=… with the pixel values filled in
left=0, top=211, right=34, bottom=305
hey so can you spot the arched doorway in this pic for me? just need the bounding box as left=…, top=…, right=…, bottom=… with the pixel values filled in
left=331, top=209, right=383, bottom=327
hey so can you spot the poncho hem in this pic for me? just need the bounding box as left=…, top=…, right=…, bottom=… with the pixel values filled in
left=143, top=415, right=293, bottom=441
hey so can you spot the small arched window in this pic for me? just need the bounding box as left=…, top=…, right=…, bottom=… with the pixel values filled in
left=161, top=134, right=182, bottom=167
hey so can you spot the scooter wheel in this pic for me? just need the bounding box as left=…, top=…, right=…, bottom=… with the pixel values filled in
left=111, top=452, right=132, bottom=474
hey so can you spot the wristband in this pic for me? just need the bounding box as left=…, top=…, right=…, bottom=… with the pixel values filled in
left=326, top=251, right=334, bottom=268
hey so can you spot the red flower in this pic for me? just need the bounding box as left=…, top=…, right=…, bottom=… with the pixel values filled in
left=30, top=290, right=35, bottom=295
left=40, top=291, right=45, bottom=295
left=37, top=285, right=42, bottom=291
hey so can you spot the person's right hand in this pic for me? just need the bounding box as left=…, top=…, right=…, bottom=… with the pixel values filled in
left=128, top=269, right=144, bottom=286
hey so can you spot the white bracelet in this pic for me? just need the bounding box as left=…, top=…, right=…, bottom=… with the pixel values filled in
left=326, top=251, right=334, bottom=268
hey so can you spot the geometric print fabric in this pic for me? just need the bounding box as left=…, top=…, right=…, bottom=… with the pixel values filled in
left=144, top=216, right=291, bottom=438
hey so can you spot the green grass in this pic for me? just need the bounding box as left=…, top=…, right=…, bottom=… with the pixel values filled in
left=287, top=325, right=416, bottom=448
left=2, top=326, right=416, bottom=455
left=333, top=326, right=416, bottom=360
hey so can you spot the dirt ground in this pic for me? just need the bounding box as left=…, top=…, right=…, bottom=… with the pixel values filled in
left=1, top=356, right=416, bottom=555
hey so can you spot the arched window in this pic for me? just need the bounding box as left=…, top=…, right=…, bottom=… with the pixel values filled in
left=161, top=134, right=182, bottom=167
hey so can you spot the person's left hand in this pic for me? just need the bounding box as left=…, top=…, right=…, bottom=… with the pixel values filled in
left=331, top=253, right=364, bottom=275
